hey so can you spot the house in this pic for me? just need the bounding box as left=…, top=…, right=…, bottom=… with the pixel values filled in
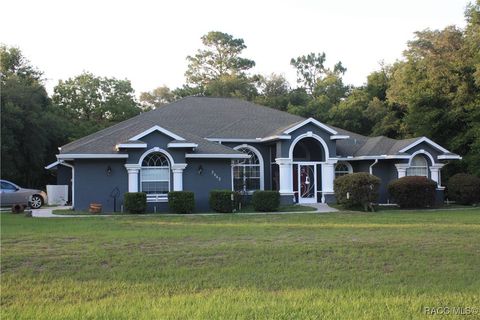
left=45, top=97, right=461, bottom=212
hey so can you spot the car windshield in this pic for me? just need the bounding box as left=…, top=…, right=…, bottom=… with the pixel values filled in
left=1, top=181, right=17, bottom=190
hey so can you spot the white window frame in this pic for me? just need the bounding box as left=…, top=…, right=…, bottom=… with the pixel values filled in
left=232, top=144, right=265, bottom=193
left=406, top=154, right=429, bottom=177
left=140, top=152, right=171, bottom=201
left=334, top=161, right=353, bottom=178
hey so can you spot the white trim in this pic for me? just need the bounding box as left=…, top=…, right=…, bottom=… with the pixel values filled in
left=438, top=154, right=462, bottom=160
left=335, top=161, right=353, bottom=176
left=129, top=125, right=185, bottom=141
left=288, top=132, right=330, bottom=160
left=369, top=159, right=378, bottom=175
left=283, top=117, right=338, bottom=135
left=138, top=147, right=175, bottom=165
left=205, top=135, right=291, bottom=143
left=167, top=142, right=198, bottom=148
left=45, top=161, right=61, bottom=170
left=185, top=153, right=250, bottom=159
left=330, top=135, right=350, bottom=140
left=57, top=154, right=128, bottom=159
left=398, top=137, right=451, bottom=153
left=232, top=144, right=265, bottom=191
left=116, top=143, right=147, bottom=149
left=58, top=161, right=75, bottom=208
left=408, top=150, right=435, bottom=166
left=336, top=155, right=411, bottom=161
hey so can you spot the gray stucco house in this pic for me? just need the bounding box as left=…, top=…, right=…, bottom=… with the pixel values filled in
left=46, top=97, right=461, bottom=212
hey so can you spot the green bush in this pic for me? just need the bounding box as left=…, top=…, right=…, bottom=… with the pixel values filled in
left=447, top=173, right=480, bottom=205
left=334, top=173, right=381, bottom=211
left=209, top=190, right=237, bottom=213
left=168, top=191, right=195, bottom=214
left=124, top=192, right=147, bottom=214
left=388, top=176, right=437, bottom=208
left=252, top=191, right=280, bottom=212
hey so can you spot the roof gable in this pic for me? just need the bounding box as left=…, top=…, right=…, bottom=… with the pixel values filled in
left=129, top=125, right=185, bottom=141
left=398, top=137, right=451, bottom=154
left=283, top=118, right=338, bottom=135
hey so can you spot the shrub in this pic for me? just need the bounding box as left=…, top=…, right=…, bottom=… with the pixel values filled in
left=168, top=191, right=195, bottom=214
left=124, top=192, right=147, bottom=214
left=447, top=173, right=480, bottom=205
left=209, top=190, right=237, bottom=213
left=388, top=176, right=437, bottom=208
left=252, top=191, right=280, bottom=212
left=334, top=173, right=381, bottom=211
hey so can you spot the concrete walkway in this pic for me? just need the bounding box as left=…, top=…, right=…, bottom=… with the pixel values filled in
left=303, top=203, right=339, bottom=213
left=31, top=203, right=338, bottom=218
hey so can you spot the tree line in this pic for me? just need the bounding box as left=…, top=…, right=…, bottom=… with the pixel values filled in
left=1, top=1, right=478, bottom=188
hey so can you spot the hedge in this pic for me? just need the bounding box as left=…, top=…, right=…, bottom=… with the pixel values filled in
left=334, top=172, right=380, bottom=211
left=388, top=176, right=437, bottom=208
left=124, top=192, right=147, bottom=214
left=209, top=190, right=239, bottom=213
left=447, top=173, right=480, bottom=205
left=168, top=191, right=195, bottom=214
left=252, top=191, right=280, bottom=212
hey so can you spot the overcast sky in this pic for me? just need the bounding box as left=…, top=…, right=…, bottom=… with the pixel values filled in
left=1, top=0, right=469, bottom=95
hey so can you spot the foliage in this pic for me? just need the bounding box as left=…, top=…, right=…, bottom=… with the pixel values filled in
left=185, top=31, right=255, bottom=87
left=52, top=72, right=141, bottom=140
left=0, top=45, right=63, bottom=188
left=251, top=191, right=280, bottom=212
left=168, top=191, right=195, bottom=214
left=388, top=176, right=437, bottom=208
left=123, top=192, right=147, bottom=214
left=334, top=173, right=381, bottom=211
left=209, top=190, right=236, bottom=213
left=139, top=85, right=175, bottom=109
left=446, top=173, right=480, bottom=204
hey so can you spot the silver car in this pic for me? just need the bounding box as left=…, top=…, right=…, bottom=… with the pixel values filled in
left=0, top=180, right=48, bottom=209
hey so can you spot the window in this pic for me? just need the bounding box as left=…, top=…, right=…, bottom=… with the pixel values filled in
left=232, top=147, right=261, bottom=192
left=1, top=181, right=17, bottom=191
left=407, top=155, right=428, bottom=177
left=335, top=162, right=352, bottom=178
left=140, top=152, right=170, bottom=196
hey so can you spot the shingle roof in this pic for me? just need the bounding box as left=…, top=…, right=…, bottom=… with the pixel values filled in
left=59, top=96, right=451, bottom=158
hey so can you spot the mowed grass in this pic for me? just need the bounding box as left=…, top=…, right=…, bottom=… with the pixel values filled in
left=1, top=209, right=479, bottom=319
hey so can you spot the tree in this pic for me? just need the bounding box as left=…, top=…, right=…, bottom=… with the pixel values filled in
left=139, top=85, right=175, bottom=109
left=1, top=45, right=62, bottom=188
left=290, top=52, right=346, bottom=96
left=185, top=31, right=255, bottom=87
left=254, top=73, right=291, bottom=110
left=52, top=72, right=141, bottom=139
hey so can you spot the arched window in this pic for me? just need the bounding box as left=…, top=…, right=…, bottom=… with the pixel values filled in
left=407, top=155, right=428, bottom=177
left=140, top=152, right=170, bottom=196
left=335, top=162, right=352, bottom=178
left=232, top=147, right=261, bottom=192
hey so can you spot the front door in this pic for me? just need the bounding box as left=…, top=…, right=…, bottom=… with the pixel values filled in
left=298, top=164, right=317, bottom=203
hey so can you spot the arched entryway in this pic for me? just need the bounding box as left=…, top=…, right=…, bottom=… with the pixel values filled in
left=290, top=135, right=327, bottom=204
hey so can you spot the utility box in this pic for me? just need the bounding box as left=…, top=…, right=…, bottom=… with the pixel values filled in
left=46, top=185, right=68, bottom=205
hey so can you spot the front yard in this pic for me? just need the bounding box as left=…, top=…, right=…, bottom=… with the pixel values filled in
left=1, top=209, right=479, bottom=319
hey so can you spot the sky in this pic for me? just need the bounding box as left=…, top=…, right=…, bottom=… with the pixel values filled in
left=1, top=0, right=469, bottom=96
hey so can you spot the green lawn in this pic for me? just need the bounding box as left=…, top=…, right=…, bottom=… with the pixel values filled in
left=1, top=209, right=479, bottom=319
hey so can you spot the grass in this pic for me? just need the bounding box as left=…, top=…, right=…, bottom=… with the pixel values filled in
left=52, top=204, right=316, bottom=215
left=1, top=209, right=479, bottom=319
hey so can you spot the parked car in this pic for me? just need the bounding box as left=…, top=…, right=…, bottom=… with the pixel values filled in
left=0, top=180, right=47, bottom=209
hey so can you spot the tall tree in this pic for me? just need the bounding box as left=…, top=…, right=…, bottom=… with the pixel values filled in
left=52, top=72, right=141, bottom=139
left=1, top=45, right=62, bottom=187
left=185, top=31, right=255, bottom=87
left=139, top=85, right=175, bottom=110
left=254, top=73, right=291, bottom=110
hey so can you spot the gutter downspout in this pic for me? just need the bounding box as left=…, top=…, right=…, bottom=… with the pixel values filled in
left=59, top=160, right=75, bottom=209
left=369, top=159, right=379, bottom=175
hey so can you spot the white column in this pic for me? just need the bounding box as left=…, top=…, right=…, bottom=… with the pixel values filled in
left=276, top=158, right=293, bottom=195
left=321, top=160, right=337, bottom=202
left=125, top=164, right=140, bottom=192
left=429, top=164, right=445, bottom=188
left=171, top=163, right=187, bottom=191
left=395, top=164, right=409, bottom=178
